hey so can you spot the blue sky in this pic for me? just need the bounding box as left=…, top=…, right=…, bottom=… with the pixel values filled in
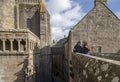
left=46, top=0, right=120, bottom=40
left=77, top=0, right=120, bottom=13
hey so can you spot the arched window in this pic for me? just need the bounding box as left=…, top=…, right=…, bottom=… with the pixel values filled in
left=13, top=39, right=18, bottom=51
left=20, top=39, right=26, bottom=51
left=0, top=40, right=3, bottom=50
left=5, top=39, right=10, bottom=51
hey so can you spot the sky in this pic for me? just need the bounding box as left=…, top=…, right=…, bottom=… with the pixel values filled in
left=46, top=0, right=120, bottom=40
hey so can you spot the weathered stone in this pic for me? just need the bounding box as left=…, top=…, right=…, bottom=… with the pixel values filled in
left=95, top=68, right=100, bottom=76
left=83, top=70, right=87, bottom=76
left=111, top=77, right=119, bottom=82
left=101, top=64, right=109, bottom=71
left=71, top=53, right=120, bottom=82
left=98, top=76, right=102, bottom=81
left=105, top=74, right=109, bottom=77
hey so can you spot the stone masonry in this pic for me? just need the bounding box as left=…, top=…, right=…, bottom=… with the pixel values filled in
left=0, top=0, right=51, bottom=82
left=0, top=55, right=28, bottom=82
left=0, top=0, right=15, bottom=29
left=71, top=53, right=120, bottom=82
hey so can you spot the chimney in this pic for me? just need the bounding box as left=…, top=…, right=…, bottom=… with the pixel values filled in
left=94, top=0, right=107, bottom=6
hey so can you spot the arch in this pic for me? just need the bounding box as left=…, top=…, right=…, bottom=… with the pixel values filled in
left=5, top=39, right=10, bottom=51
left=20, top=39, right=26, bottom=51
left=0, top=40, right=3, bottom=50
left=13, top=39, right=18, bottom=51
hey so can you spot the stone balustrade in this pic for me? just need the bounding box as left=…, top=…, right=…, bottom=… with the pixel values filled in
left=71, top=53, right=120, bottom=82
left=0, top=29, right=40, bottom=55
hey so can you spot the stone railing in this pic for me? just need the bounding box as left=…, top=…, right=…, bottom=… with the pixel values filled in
left=71, top=53, right=120, bottom=82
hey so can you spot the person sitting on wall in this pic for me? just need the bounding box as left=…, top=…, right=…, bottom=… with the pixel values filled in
left=82, top=41, right=91, bottom=54
left=73, top=41, right=82, bottom=53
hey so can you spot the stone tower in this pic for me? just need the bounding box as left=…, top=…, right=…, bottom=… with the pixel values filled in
left=0, top=0, right=51, bottom=82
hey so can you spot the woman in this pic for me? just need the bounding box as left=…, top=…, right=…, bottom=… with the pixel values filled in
left=82, top=41, right=91, bottom=54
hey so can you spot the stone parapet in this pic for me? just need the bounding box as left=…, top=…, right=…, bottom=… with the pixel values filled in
left=71, top=53, right=120, bottom=82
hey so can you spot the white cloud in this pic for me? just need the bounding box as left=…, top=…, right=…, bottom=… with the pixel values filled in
left=47, top=0, right=72, bottom=14
left=46, top=0, right=85, bottom=40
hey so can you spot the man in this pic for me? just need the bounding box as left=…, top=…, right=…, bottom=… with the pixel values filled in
left=73, top=41, right=82, bottom=53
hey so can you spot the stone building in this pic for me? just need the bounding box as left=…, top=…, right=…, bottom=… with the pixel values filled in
left=0, top=0, right=51, bottom=82
left=64, top=0, right=120, bottom=82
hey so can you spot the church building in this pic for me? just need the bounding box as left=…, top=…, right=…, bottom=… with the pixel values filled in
left=0, top=0, right=51, bottom=82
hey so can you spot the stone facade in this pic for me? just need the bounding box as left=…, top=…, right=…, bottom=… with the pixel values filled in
left=0, top=0, right=51, bottom=82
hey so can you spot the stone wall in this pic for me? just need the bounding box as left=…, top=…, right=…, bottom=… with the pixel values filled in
left=19, top=4, right=40, bottom=35
left=0, top=0, right=15, bottom=29
left=71, top=53, right=120, bottom=82
left=52, top=54, right=64, bottom=79
left=0, top=55, right=28, bottom=82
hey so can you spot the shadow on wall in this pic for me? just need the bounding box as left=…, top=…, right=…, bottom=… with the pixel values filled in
left=11, top=44, right=51, bottom=82
left=39, top=46, right=52, bottom=82
left=13, top=55, right=28, bottom=82
left=51, top=38, right=67, bottom=82
left=33, top=45, right=41, bottom=82
left=13, top=46, right=39, bottom=82
left=33, top=45, right=52, bottom=82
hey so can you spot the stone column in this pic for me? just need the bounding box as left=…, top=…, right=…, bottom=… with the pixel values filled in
left=25, top=39, right=28, bottom=51
left=2, top=39, right=6, bottom=52
left=10, top=39, right=13, bottom=52
left=16, top=4, right=20, bottom=29
left=17, top=39, right=21, bottom=52
left=28, top=40, right=30, bottom=52
left=30, top=42, right=31, bottom=50
left=31, top=42, right=33, bottom=50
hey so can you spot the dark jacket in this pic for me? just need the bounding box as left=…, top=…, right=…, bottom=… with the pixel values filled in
left=73, top=42, right=82, bottom=53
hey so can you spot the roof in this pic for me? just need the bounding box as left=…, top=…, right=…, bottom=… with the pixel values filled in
left=71, top=2, right=120, bottom=31
left=51, top=38, right=67, bottom=48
